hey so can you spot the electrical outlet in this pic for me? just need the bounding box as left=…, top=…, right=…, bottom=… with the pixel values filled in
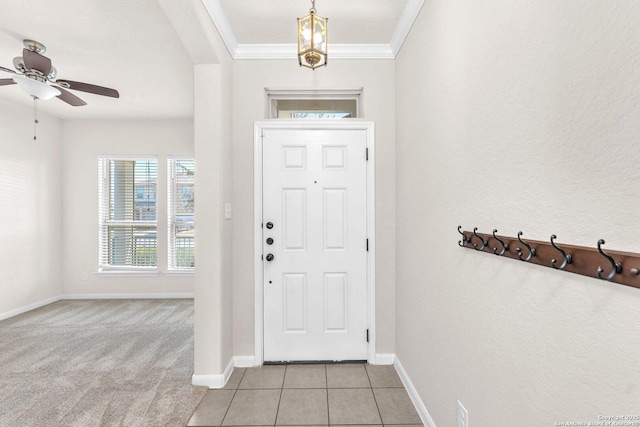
left=457, top=401, right=468, bottom=427
left=82, top=272, right=88, bottom=281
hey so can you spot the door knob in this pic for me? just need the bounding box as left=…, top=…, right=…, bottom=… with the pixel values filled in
left=266, top=253, right=274, bottom=261
left=266, top=237, right=274, bottom=245
left=266, top=222, right=274, bottom=229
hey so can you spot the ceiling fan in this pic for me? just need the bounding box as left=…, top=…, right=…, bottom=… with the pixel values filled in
left=0, top=39, right=119, bottom=106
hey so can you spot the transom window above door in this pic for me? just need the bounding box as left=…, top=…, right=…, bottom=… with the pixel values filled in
left=266, top=89, right=362, bottom=119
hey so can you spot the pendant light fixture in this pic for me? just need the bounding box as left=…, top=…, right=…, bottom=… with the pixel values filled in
left=297, top=0, right=328, bottom=70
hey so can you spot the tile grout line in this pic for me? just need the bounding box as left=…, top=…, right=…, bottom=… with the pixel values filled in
left=364, top=365, right=384, bottom=426
left=273, top=365, right=286, bottom=426
left=219, top=368, right=247, bottom=427
left=325, top=364, right=330, bottom=426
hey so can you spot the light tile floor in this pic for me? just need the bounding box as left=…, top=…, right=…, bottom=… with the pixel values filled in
left=187, top=363, right=423, bottom=426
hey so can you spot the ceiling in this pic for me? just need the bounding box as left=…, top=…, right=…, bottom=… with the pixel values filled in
left=220, top=0, right=406, bottom=44
left=0, top=0, right=423, bottom=120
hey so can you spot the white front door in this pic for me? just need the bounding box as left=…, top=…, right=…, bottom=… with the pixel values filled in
left=262, top=127, right=369, bottom=362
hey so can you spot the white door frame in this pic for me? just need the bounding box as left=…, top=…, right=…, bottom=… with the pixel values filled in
left=254, top=120, right=376, bottom=365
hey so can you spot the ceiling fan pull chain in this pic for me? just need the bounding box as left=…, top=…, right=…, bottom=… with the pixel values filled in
left=33, top=98, right=38, bottom=141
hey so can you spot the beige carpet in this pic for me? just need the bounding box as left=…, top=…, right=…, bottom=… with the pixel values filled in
left=0, top=299, right=207, bottom=427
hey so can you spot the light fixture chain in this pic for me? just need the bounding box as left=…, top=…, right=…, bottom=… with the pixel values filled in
left=33, top=98, right=38, bottom=141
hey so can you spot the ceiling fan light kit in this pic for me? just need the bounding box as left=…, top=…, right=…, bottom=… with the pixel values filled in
left=297, top=0, right=328, bottom=70
left=12, top=74, right=61, bottom=100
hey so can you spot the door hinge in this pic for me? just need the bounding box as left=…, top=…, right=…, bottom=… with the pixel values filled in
left=366, top=147, right=369, bottom=161
left=366, top=329, right=369, bottom=343
left=366, top=238, right=369, bottom=252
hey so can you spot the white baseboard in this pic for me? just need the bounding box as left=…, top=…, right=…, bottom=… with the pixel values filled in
left=234, top=355, right=259, bottom=367
left=192, top=356, right=258, bottom=389
left=373, top=353, right=396, bottom=365
left=0, top=295, right=63, bottom=322
left=394, top=357, right=437, bottom=427
left=63, top=293, right=194, bottom=299
left=192, top=357, right=235, bottom=389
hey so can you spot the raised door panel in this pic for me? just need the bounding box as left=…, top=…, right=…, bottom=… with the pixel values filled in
left=283, top=189, right=307, bottom=251
left=324, top=273, right=347, bottom=332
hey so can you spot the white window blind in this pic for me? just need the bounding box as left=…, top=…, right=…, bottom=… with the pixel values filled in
left=168, top=159, right=195, bottom=270
left=98, top=158, right=158, bottom=270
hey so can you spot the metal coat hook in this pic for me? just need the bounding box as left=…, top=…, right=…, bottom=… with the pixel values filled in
left=492, top=229, right=508, bottom=256
left=596, top=239, right=622, bottom=281
left=516, top=231, right=535, bottom=261
left=472, top=227, right=487, bottom=251
left=550, top=235, right=572, bottom=270
left=458, top=226, right=469, bottom=247
left=458, top=228, right=640, bottom=290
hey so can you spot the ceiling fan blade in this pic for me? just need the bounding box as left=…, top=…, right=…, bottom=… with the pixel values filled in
left=56, top=79, right=119, bottom=98
left=56, top=87, right=87, bottom=106
left=0, top=66, right=16, bottom=74
left=0, top=78, right=17, bottom=86
left=23, top=49, right=52, bottom=76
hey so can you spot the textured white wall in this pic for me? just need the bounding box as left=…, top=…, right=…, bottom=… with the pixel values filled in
left=396, top=0, right=640, bottom=425
left=193, top=61, right=235, bottom=376
left=221, top=58, right=235, bottom=370
left=193, top=64, right=224, bottom=375
left=0, top=100, right=63, bottom=317
left=61, top=119, right=194, bottom=296
left=231, top=59, right=397, bottom=358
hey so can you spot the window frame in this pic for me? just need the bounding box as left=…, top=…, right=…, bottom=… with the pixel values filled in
left=265, top=88, right=363, bottom=119
left=167, top=157, right=195, bottom=271
left=98, top=156, right=158, bottom=272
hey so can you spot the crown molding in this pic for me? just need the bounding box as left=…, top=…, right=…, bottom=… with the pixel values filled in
left=201, top=0, right=238, bottom=57
left=202, top=0, right=424, bottom=60
left=390, top=0, right=426, bottom=57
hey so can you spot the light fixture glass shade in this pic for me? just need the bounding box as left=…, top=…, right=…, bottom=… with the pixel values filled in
left=12, top=75, right=61, bottom=100
left=298, top=8, right=327, bottom=70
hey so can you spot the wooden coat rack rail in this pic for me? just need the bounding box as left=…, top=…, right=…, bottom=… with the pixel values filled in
left=458, top=227, right=640, bottom=290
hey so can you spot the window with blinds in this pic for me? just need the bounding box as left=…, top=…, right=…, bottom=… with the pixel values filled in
left=168, top=159, right=195, bottom=270
left=98, top=158, right=158, bottom=270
